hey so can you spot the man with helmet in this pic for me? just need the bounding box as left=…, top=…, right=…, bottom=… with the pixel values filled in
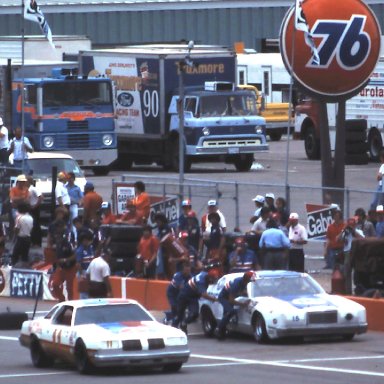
left=216, top=271, right=253, bottom=340
left=228, top=237, right=260, bottom=273
left=172, top=268, right=219, bottom=334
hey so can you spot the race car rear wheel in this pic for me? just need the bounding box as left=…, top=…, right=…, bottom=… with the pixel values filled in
left=75, top=339, right=94, bottom=374
left=30, top=336, right=54, bottom=368
left=252, top=313, right=269, bottom=343
left=201, top=307, right=217, bottom=337
left=162, top=362, right=183, bottom=372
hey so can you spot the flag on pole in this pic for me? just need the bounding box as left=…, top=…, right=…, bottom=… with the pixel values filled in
left=295, top=0, right=319, bottom=65
left=24, top=0, right=54, bottom=48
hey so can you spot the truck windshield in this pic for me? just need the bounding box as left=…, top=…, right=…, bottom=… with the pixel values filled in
left=199, top=94, right=257, bottom=117
left=43, top=81, right=112, bottom=107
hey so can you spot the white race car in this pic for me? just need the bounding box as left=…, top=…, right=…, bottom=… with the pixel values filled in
left=20, top=298, right=190, bottom=374
left=199, top=271, right=367, bottom=342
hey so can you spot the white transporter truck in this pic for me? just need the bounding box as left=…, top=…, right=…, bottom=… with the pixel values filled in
left=295, top=57, right=384, bottom=162
left=79, top=45, right=268, bottom=172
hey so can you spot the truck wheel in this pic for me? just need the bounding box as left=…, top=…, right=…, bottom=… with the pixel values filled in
left=345, top=153, right=369, bottom=165
left=234, top=154, right=254, bottom=172
left=368, top=129, right=383, bottom=162
left=170, top=140, right=191, bottom=172
left=269, top=131, right=283, bottom=141
left=92, top=166, right=110, bottom=176
left=304, top=126, right=320, bottom=160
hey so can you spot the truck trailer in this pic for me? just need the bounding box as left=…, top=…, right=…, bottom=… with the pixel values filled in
left=79, top=44, right=268, bottom=172
left=0, top=59, right=117, bottom=174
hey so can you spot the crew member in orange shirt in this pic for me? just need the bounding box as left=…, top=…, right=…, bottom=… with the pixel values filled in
left=134, top=225, right=159, bottom=278
left=82, top=182, right=103, bottom=226
left=121, top=181, right=150, bottom=225
left=324, top=207, right=345, bottom=269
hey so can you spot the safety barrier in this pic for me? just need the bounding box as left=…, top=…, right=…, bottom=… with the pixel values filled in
left=346, top=296, right=384, bottom=332
left=110, top=276, right=170, bottom=311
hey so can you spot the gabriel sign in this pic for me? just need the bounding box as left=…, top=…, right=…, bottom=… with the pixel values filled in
left=280, top=0, right=381, bottom=101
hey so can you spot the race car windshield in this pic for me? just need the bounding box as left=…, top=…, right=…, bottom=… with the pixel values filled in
left=28, top=158, right=84, bottom=179
left=250, top=276, right=324, bottom=297
left=74, top=304, right=153, bottom=325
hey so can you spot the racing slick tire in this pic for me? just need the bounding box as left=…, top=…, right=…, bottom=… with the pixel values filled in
left=200, top=307, right=217, bottom=337
left=162, top=362, right=183, bottom=372
left=30, top=336, right=54, bottom=368
left=75, top=339, right=94, bottom=374
left=269, top=131, right=283, bottom=142
left=234, top=154, right=254, bottom=172
left=0, top=311, right=28, bottom=330
left=368, top=128, right=383, bottom=162
left=252, top=313, right=269, bottom=344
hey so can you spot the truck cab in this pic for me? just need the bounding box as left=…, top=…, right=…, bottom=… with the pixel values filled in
left=168, top=82, right=268, bottom=171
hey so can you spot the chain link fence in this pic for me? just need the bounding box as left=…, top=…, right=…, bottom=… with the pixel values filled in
left=112, top=174, right=376, bottom=258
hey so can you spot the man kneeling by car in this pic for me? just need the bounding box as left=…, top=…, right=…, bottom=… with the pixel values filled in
left=216, top=271, right=253, bottom=340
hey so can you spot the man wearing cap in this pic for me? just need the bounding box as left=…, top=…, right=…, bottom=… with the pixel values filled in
left=287, top=213, right=308, bottom=272
left=172, top=269, right=218, bottom=334
left=201, top=199, right=227, bottom=235
left=8, top=126, right=33, bottom=174
left=250, top=195, right=265, bottom=224
left=216, top=272, right=253, bottom=340
left=9, top=174, right=30, bottom=228
left=82, top=181, right=103, bottom=226
left=55, top=172, right=71, bottom=210
left=0, top=117, right=9, bottom=165
left=178, top=199, right=192, bottom=233
left=265, top=193, right=277, bottom=213
left=337, top=217, right=364, bottom=294
left=228, top=237, right=260, bottom=273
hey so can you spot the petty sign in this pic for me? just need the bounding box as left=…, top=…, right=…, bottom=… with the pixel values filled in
left=280, top=0, right=381, bottom=101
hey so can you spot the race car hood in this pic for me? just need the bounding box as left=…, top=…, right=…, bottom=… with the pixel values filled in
left=256, top=294, right=339, bottom=310
left=76, top=321, right=184, bottom=339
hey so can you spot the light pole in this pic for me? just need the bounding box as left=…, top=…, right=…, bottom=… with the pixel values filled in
left=178, top=40, right=194, bottom=199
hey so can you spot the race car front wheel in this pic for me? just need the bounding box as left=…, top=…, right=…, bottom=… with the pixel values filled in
left=30, top=336, right=54, bottom=368
left=75, top=339, right=94, bottom=374
left=201, top=307, right=217, bottom=337
left=252, top=313, right=269, bottom=344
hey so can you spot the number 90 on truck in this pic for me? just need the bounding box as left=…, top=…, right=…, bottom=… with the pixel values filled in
left=79, top=44, right=268, bottom=172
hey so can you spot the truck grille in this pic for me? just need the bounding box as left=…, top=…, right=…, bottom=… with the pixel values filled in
left=67, top=121, right=89, bottom=130
left=148, top=338, right=165, bottom=350
left=202, top=138, right=261, bottom=148
left=68, top=134, right=89, bottom=148
left=307, top=311, right=337, bottom=324
left=122, top=339, right=142, bottom=351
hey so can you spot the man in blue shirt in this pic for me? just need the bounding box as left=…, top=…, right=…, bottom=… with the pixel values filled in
left=217, top=271, right=253, bottom=340
left=172, top=269, right=219, bottom=334
left=166, top=262, right=192, bottom=324
left=66, top=172, right=83, bottom=228
left=259, top=218, right=290, bottom=270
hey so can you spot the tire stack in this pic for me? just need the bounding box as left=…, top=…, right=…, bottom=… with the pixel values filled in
left=100, top=224, right=143, bottom=275
left=345, top=119, right=369, bottom=165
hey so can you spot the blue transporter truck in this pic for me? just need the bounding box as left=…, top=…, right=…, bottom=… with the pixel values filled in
left=79, top=44, right=268, bottom=172
left=0, top=59, right=117, bottom=175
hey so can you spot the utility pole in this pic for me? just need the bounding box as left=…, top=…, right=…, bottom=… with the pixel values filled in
left=178, top=41, right=194, bottom=199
